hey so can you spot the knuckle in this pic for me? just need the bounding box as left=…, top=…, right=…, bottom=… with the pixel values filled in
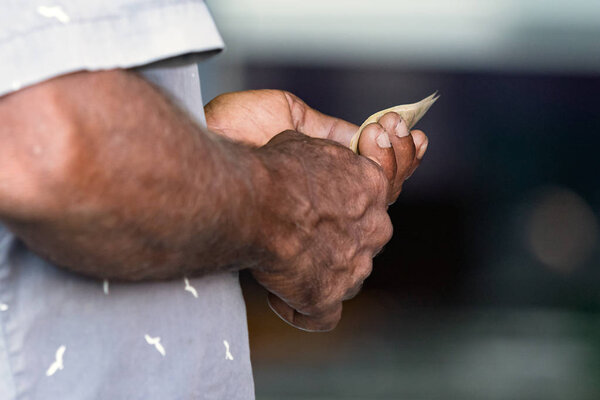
left=356, top=257, right=374, bottom=281
left=282, top=90, right=307, bottom=119
left=362, top=162, right=389, bottom=199
left=280, top=129, right=302, bottom=139
left=268, top=129, right=303, bottom=146
left=362, top=210, right=392, bottom=241
left=300, top=279, right=336, bottom=315
left=322, top=144, right=339, bottom=157
left=344, top=191, right=370, bottom=219
left=343, top=284, right=362, bottom=301
left=343, top=240, right=360, bottom=262
left=323, top=142, right=351, bottom=159
left=379, top=216, right=394, bottom=244
left=275, top=236, right=304, bottom=263
left=320, top=274, right=351, bottom=309
left=344, top=259, right=372, bottom=300
left=281, top=90, right=298, bottom=102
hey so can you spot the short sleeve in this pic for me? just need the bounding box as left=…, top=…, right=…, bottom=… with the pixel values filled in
left=0, top=0, right=224, bottom=97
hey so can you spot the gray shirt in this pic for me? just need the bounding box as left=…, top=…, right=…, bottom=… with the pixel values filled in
left=0, top=1, right=255, bottom=399
left=0, top=0, right=225, bottom=96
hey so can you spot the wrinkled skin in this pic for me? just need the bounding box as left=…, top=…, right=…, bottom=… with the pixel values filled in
left=206, top=90, right=429, bottom=331
left=0, top=73, right=429, bottom=332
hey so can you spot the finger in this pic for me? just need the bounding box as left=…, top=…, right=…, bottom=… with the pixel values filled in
left=357, top=122, right=397, bottom=186
left=304, top=109, right=358, bottom=147
left=412, top=129, right=428, bottom=159
left=343, top=252, right=375, bottom=301
left=343, top=270, right=370, bottom=301
left=378, top=113, right=416, bottom=201
left=342, top=282, right=364, bottom=301
left=405, top=129, right=429, bottom=181
left=267, top=292, right=343, bottom=332
left=284, top=92, right=359, bottom=147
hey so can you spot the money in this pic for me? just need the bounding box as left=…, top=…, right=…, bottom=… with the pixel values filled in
left=349, top=92, right=439, bottom=153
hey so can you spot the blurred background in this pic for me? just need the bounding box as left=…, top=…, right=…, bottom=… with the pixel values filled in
left=200, top=1, right=600, bottom=398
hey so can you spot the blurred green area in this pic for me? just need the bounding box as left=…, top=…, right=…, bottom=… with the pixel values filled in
left=203, top=1, right=600, bottom=398
left=243, top=284, right=600, bottom=400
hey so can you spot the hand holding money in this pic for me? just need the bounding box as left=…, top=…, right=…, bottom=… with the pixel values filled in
left=350, top=92, right=438, bottom=153
left=353, top=93, right=437, bottom=202
left=205, top=89, right=435, bottom=331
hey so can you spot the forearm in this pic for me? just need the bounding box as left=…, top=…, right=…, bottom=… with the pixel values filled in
left=0, top=70, right=264, bottom=280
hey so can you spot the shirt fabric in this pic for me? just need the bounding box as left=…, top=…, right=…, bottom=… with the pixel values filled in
left=0, top=0, right=224, bottom=97
left=0, top=1, right=255, bottom=399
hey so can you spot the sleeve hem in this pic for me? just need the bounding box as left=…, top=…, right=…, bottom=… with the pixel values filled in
left=0, top=0, right=224, bottom=97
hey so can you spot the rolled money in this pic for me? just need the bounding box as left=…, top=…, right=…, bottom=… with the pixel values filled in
left=349, top=92, right=439, bottom=153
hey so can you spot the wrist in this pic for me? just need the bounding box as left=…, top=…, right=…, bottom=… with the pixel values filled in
left=250, top=137, right=313, bottom=271
left=195, top=134, right=272, bottom=270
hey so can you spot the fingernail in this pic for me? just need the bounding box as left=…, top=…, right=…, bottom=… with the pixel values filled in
left=376, top=132, right=392, bottom=148
left=417, top=141, right=428, bottom=159
left=396, top=117, right=410, bottom=138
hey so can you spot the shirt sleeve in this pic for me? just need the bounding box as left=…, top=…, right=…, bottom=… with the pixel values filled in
left=0, top=0, right=224, bottom=97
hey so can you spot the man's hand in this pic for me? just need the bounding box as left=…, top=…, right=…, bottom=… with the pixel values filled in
left=207, top=90, right=430, bottom=330
left=205, top=89, right=428, bottom=204
left=252, top=130, right=393, bottom=332
left=0, top=72, right=429, bottom=333
left=206, top=89, right=358, bottom=147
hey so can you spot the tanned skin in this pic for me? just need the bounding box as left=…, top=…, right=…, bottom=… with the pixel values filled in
left=0, top=70, right=428, bottom=331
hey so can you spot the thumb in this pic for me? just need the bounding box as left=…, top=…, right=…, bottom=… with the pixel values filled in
left=358, top=123, right=397, bottom=191
left=285, top=92, right=359, bottom=147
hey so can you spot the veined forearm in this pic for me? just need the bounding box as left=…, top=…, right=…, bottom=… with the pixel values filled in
left=0, top=70, right=263, bottom=280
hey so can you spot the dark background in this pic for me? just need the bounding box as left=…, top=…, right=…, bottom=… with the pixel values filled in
left=201, top=2, right=600, bottom=398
